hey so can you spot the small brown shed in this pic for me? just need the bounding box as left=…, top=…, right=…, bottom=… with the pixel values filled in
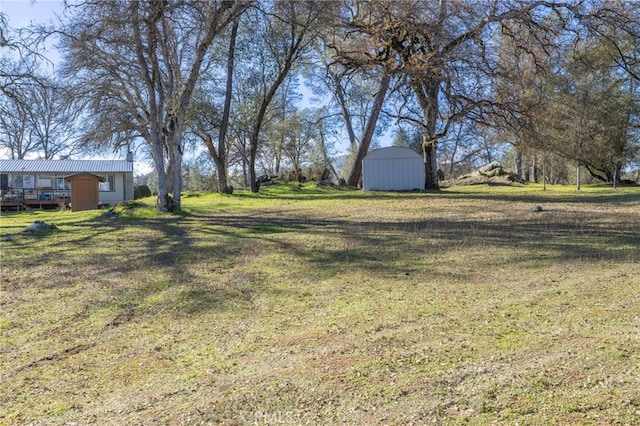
left=65, top=173, right=105, bottom=212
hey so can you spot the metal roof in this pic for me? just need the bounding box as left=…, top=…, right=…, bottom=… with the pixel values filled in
left=365, top=146, right=423, bottom=160
left=0, top=159, right=133, bottom=174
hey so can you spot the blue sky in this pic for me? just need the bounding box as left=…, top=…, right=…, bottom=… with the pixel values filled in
left=0, top=0, right=63, bottom=28
left=1, top=0, right=66, bottom=67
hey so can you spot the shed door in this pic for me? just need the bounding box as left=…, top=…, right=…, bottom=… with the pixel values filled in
left=74, top=176, right=98, bottom=211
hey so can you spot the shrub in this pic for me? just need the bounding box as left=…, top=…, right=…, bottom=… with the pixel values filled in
left=134, top=184, right=152, bottom=199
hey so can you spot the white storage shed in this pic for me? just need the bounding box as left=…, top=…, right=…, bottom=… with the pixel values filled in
left=362, top=146, right=424, bottom=191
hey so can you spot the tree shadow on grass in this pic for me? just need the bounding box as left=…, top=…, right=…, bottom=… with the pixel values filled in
left=3, top=189, right=637, bottom=387
left=440, top=185, right=640, bottom=205
left=229, top=184, right=422, bottom=202
left=185, top=207, right=640, bottom=278
left=4, top=191, right=638, bottom=322
left=2, top=208, right=636, bottom=389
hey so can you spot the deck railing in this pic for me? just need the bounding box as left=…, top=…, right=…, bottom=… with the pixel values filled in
left=1, top=188, right=71, bottom=209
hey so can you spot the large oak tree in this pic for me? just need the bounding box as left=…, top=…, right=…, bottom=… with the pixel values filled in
left=58, top=0, right=248, bottom=211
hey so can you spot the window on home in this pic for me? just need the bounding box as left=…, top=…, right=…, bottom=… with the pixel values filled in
left=99, top=175, right=115, bottom=192
left=23, top=175, right=35, bottom=188
left=56, top=177, right=71, bottom=190
left=37, top=176, right=53, bottom=189
left=11, top=175, right=24, bottom=188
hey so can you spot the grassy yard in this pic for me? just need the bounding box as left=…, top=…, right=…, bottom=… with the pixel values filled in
left=1, top=183, right=639, bottom=425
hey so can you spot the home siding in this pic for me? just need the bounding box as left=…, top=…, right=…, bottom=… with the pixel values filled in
left=98, top=173, right=128, bottom=206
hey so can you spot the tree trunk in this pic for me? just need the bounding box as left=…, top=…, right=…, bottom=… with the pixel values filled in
left=412, top=75, right=440, bottom=190
left=423, top=138, right=439, bottom=190
left=150, top=141, right=170, bottom=212
left=347, top=74, right=390, bottom=187
left=275, top=155, right=281, bottom=176
left=249, top=145, right=259, bottom=192
left=576, top=136, right=583, bottom=191
left=529, top=155, right=537, bottom=183
left=242, top=153, right=249, bottom=187
left=542, top=155, right=547, bottom=191
left=156, top=169, right=170, bottom=211
left=319, top=129, right=339, bottom=180
left=169, top=132, right=183, bottom=211
left=613, top=163, right=621, bottom=189
left=515, top=148, right=524, bottom=180
left=576, top=160, right=582, bottom=191
left=331, top=71, right=359, bottom=152
left=215, top=18, right=238, bottom=194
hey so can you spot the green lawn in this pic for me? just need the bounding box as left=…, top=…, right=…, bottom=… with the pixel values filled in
left=1, top=183, right=639, bottom=425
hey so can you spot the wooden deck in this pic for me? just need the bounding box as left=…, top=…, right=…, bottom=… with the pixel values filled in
left=1, top=188, right=72, bottom=211
left=1, top=198, right=69, bottom=211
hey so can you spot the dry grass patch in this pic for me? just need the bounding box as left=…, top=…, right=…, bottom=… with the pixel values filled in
left=1, top=184, right=639, bottom=424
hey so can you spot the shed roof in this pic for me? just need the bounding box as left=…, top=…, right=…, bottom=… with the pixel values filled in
left=64, top=172, right=106, bottom=182
left=364, top=146, right=423, bottom=160
left=0, top=159, right=133, bottom=174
